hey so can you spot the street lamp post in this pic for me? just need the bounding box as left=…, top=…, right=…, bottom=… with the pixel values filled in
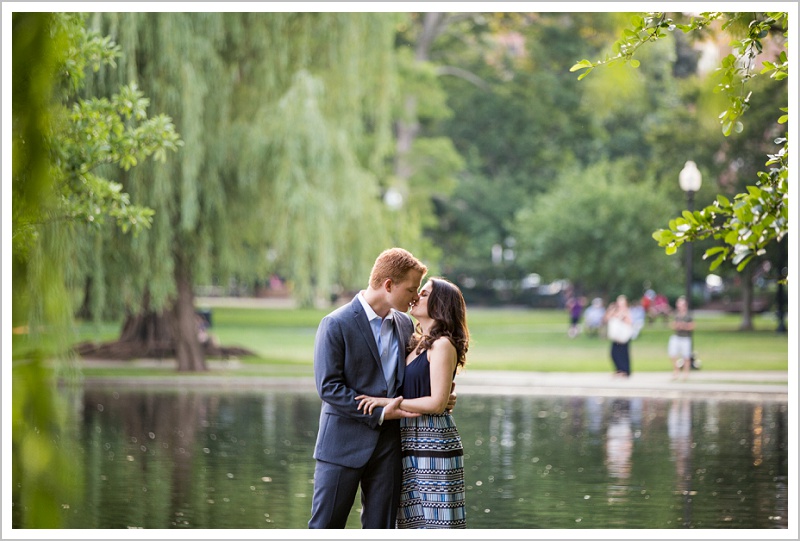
left=679, top=160, right=702, bottom=366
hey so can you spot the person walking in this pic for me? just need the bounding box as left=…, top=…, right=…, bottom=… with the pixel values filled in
left=308, top=247, right=455, bottom=529
left=668, top=296, right=695, bottom=381
left=566, top=295, right=584, bottom=338
left=604, top=295, right=634, bottom=378
left=357, top=277, right=469, bottom=528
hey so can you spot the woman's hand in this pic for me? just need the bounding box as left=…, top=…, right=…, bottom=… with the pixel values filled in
left=355, top=395, right=391, bottom=415
left=446, top=381, right=457, bottom=412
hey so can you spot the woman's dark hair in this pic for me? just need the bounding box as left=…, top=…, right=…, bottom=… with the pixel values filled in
left=409, top=277, right=469, bottom=371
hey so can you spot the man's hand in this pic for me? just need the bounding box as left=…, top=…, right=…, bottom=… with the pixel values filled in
left=446, top=382, right=457, bottom=412
left=382, top=396, right=421, bottom=420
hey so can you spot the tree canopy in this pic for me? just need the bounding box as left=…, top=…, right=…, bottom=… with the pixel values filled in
left=69, top=13, right=422, bottom=369
left=513, top=159, right=680, bottom=298
left=571, top=11, right=789, bottom=274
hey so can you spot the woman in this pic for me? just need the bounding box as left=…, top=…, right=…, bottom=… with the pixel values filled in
left=356, top=277, right=469, bottom=528
left=604, top=294, right=633, bottom=378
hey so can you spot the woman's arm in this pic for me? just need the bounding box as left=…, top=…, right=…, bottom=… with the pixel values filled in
left=356, top=338, right=457, bottom=415
left=396, top=338, right=456, bottom=415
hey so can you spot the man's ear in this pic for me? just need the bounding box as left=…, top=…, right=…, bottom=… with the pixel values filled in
left=382, top=278, right=394, bottom=292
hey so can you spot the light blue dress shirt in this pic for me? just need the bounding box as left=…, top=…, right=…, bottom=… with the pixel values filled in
left=358, top=292, right=399, bottom=391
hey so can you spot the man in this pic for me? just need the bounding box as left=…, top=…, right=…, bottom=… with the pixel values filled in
left=668, top=296, right=695, bottom=380
left=308, top=247, right=454, bottom=529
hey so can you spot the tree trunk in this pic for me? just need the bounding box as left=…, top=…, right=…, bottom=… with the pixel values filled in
left=394, top=13, right=445, bottom=184
left=775, top=280, right=786, bottom=332
left=76, top=276, right=93, bottom=320
left=74, top=283, right=253, bottom=367
left=172, top=257, right=207, bottom=372
left=75, top=289, right=177, bottom=360
left=739, top=265, right=754, bottom=331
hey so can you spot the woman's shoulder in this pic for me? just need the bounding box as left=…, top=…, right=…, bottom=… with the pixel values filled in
left=430, top=335, right=454, bottom=346
left=429, top=336, right=456, bottom=357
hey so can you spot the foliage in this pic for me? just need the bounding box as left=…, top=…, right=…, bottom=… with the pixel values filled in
left=570, top=12, right=789, bottom=273
left=81, top=13, right=406, bottom=318
left=11, top=12, right=182, bottom=526
left=512, top=159, right=681, bottom=298
left=394, top=45, right=454, bottom=122
left=432, top=166, right=532, bottom=291
left=13, top=14, right=181, bottom=254
left=50, top=83, right=181, bottom=239
left=428, top=13, right=679, bottom=295
left=251, top=69, right=390, bottom=304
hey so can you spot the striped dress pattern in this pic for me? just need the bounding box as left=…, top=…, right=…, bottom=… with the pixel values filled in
left=397, top=351, right=465, bottom=528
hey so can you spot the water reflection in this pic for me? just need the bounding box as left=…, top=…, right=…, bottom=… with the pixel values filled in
left=668, top=398, right=693, bottom=526
left=605, top=399, right=634, bottom=510
left=32, top=388, right=788, bottom=530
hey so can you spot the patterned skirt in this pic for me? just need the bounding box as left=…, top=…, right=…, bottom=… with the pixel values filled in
left=397, top=413, right=466, bottom=529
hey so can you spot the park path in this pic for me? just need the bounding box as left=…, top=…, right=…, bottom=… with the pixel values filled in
left=453, top=369, right=789, bottom=402
left=79, top=356, right=789, bottom=403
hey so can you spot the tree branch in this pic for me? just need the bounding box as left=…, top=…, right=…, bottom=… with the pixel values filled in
left=435, top=65, right=491, bottom=91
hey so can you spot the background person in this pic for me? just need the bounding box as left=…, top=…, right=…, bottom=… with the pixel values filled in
left=357, top=277, right=469, bottom=528
left=604, top=295, right=634, bottom=378
left=668, top=296, right=695, bottom=381
left=650, top=292, right=672, bottom=325
left=583, top=297, right=606, bottom=337
left=629, top=299, right=646, bottom=340
left=566, top=295, right=585, bottom=338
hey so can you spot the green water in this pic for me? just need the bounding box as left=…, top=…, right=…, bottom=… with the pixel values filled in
left=22, top=388, right=788, bottom=530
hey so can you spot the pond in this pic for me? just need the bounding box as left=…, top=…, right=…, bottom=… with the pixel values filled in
left=21, top=386, right=789, bottom=531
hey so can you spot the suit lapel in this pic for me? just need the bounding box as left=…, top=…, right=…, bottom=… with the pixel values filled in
left=351, top=296, right=382, bottom=365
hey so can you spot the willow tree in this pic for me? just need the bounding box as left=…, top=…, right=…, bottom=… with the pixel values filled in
left=77, top=13, right=410, bottom=371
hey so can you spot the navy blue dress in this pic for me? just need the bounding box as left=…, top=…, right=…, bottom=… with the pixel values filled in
left=396, top=351, right=465, bottom=528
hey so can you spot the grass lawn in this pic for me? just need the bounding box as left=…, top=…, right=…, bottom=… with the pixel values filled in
left=58, top=305, right=790, bottom=377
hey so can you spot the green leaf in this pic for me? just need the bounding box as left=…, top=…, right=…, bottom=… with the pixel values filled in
left=736, top=255, right=754, bottom=271
left=703, top=246, right=727, bottom=258
left=569, top=59, right=593, bottom=72
left=708, top=253, right=726, bottom=271
left=746, top=186, right=762, bottom=197
left=722, top=121, right=732, bottom=136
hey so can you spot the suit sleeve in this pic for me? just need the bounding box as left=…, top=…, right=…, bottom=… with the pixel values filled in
left=313, top=315, right=381, bottom=428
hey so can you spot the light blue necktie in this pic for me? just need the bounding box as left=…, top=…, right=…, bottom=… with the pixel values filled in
left=379, top=317, right=396, bottom=391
